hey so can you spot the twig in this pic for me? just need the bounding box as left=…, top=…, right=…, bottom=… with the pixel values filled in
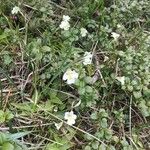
left=0, top=89, right=17, bottom=93
left=3, top=89, right=11, bottom=111
left=0, top=76, right=20, bottom=82
left=0, top=123, right=53, bottom=131
left=129, top=95, right=132, bottom=145
left=49, top=1, right=67, bottom=10
left=23, top=4, right=38, bottom=10
left=125, top=134, right=139, bottom=150
left=115, top=58, right=120, bottom=77
left=91, top=42, right=107, bottom=86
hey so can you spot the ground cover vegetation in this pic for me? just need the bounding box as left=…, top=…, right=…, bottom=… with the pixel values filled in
left=0, top=0, right=150, bottom=149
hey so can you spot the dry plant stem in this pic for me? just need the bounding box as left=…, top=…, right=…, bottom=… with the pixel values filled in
left=125, top=134, right=139, bottom=150
left=91, top=41, right=107, bottom=86
left=92, top=42, right=107, bottom=86
left=92, top=42, right=100, bottom=84
left=23, top=72, right=33, bottom=90
left=0, top=76, right=20, bottom=82
left=129, top=95, right=132, bottom=145
left=0, top=89, right=17, bottom=93
left=0, top=123, right=53, bottom=131
left=115, top=58, right=120, bottom=77
left=3, top=89, right=11, bottom=111
left=23, top=4, right=38, bottom=10
left=118, top=99, right=144, bottom=123
left=49, top=1, right=67, bottom=10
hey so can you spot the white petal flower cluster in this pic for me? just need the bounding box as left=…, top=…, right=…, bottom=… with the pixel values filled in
left=116, top=76, right=125, bottom=85
left=63, top=69, right=78, bottom=84
left=11, top=6, right=20, bottom=14
left=111, top=32, right=120, bottom=41
left=64, top=111, right=77, bottom=125
left=59, top=15, right=70, bottom=30
left=80, top=28, right=88, bottom=37
left=83, top=52, right=93, bottom=65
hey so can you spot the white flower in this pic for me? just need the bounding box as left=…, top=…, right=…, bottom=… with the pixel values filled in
left=63, top=15, right=70, bottom=22
left=63, top=69, right=78, bottom=84
left=80, top=28, right=88, bottom=37
left=11, top=6, right=20, bottom=14
left=64, top=111, right=77, bottom=126
left=59, top=21, right=70, bottom=30
left=111, top=32, right=120, bottom=41
left=59, top=15, right=70, bottom=30
left=116, top=76, right=125, bottom=85
left=83, top=52, right=93, bottom=65
left=54, top=122, right=63, bottom=130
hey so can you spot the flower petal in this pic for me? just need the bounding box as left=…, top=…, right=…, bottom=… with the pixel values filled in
left=67, top=119, right=75, bottom=125
left=63, top=15, right=70, bottom=22
left=54, top=122, right=63, bottom=130
left=11, top=6, right=20, bottom=14
left=64, top=112, right=70, bottom=120
left=63, top=72, right=67, bottom=80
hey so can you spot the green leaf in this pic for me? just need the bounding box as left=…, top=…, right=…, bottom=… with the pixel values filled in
left=3, top=55, right=12, bottom=65
left=121, top=137, right=129, bottom=146
left=95, top=130, right=104, bottom=139
left=5, top=111, right=14, bottom=121
left=9, top=132, right=31, bottom=140
left=92, top=141, right=99, bottom=149
left=78, top=87, right=85, bottom=95
left=0, top=110, right=5, bottom=123
left=84, top=77, right=93, bottom=84
left=0, top=32, right=8, bottom=41
left=133, top=91, right=142, bottom=99
left=2, top=142, right=14, bottom=150
left=90, top=112, right=98, bottom=120
left=42, top=46, right=51, bottom=52
left=14, top=145, right=24, bottom=150
left=46, top=142, right=72, bottom=150
left=0, top=132, right=7, bottom=145
left=50, top=97, right=63, bottom=105
left=100, top=118, right=108, bottom=128
left=127, top=85, right=133, bottom=92
left=85, top=86, right=93, bottom=93
left=46, top=143, right=59, bottom=150
left=99, top=144, right=106, bottom=150
left=107, top=145, right=116, bottom=150
left=112, top=136, right=119, bottom=143
left=84, top=145, right=91, bottom=150
left=40, top=101, right=54, bottom=111
left=11, top=102, right=37, bottom=113
left=104, top=129, right=112, bottom=140
left=99, top=109, right=108, bottom=118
